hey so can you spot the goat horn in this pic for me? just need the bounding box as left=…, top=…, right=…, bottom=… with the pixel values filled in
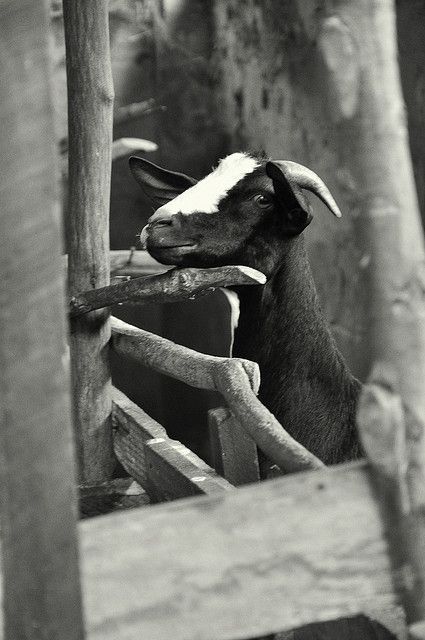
left=274, top=161, right=342, bottom=218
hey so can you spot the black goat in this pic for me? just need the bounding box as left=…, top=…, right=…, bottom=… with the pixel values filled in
left=130, top=152, right=362, bottom=465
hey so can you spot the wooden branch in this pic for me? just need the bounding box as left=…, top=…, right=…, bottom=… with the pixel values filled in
left=69, top=265, right=266, bottom=317
left=111, top=318, right=324, bottom=472
left=113, top=98, right=166, bottom=125
left=112, top=387, right=233, bottom=500
left=68, top=462, right=403, bottom=640
left=79, top=477, right=150, bottom=519
left=209, top=407, right=260, bottom=485
left=59, top=99, right=165, bottom=155
left=63, top=0, right=115, bottom=482
left=111, top=137, right=157, bottom=161
left=0, top=2, right=84, bottom=635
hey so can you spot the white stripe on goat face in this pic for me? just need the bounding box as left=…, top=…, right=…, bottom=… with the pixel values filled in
left=155, top=152, right=259, bottom=217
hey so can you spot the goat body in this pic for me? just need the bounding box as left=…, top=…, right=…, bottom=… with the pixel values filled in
left=231, top=236, right=361, bottom=464
left=130, top=152, right=362, bottom=465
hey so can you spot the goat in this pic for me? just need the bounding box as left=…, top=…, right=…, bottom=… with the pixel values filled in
left=129, top=152, right=362, bottom=465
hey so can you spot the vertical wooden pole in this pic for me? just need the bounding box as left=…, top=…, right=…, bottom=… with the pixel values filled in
left=317, top=0, right=425, bottom=631
left=0, top=1, right=84, bottom=638
left=208, top=407, right=260, bottom=485
left=63, top=0, right=115, bottom=482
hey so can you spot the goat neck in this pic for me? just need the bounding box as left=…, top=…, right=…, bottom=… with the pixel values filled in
left=230, top=235, right=361, bottom=465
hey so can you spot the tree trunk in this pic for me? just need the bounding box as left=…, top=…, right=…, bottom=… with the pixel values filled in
left=63, top=0, right=115, bottom=482
left=0, top=1, right=84, bottom=637
left=322, top=0, right=425, bottom=629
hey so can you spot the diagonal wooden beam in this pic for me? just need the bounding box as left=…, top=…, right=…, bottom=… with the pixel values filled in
left=111, top=317, right=324, bottom=473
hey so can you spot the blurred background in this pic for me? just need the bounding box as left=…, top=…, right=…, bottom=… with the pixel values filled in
left=50, top=0, right=425, bottom=462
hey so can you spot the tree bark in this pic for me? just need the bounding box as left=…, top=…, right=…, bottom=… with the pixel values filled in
left=0, top=1, right=84, bottom=637
left=69, top=265, right=266, bottom=317
left=316, top=0, right=425, bottom=630
left=63, top=0, right=115, bottom=482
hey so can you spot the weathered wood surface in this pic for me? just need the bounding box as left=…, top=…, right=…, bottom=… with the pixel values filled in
left=60, top=99, right=164, bottom=153
left=63, top=249, right=168, bottom=279
left=209, top=407, right=260, bottom=485
left=79, top=477, right=150, bottom=519
left=111, top=317, right=324, bottom=472
left=326, top=0, right=425, bottom=630
left=67, top=462, right=404, bottom=640
left=0, top=1, right=84, bottom=637
left=112, top=387, right=232, bottom=498
left=69, top=265, right=266, bottom=317
left=109, top=249, right=168, bottom=277
left=111, top=317, right=259, bottom=391
left=63, top=0, right=115, bottom=482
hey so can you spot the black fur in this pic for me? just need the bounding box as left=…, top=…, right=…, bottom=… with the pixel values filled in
left=131, top=154, right=362, bottom=465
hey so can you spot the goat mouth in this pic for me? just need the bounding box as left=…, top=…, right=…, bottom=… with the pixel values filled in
left=147, top=242, right=198, bottom=262
left=150, top=242, right=197, bottom=251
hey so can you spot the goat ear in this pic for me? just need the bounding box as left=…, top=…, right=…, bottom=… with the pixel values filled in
left=129, top=156, right=198, bottom=208
left=266, top=161, right=313, bottom=235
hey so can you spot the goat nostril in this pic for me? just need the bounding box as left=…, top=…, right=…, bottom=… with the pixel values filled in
left=151, top=217, right=173, bottom=228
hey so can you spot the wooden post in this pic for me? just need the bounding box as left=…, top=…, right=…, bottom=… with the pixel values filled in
left=317, top=0, right=425, bottom=631
left=209, top=407, right=260, bottom=485
left=0, top=1, right=84, bottom=637
left=63, top=0, right=115, bottom=482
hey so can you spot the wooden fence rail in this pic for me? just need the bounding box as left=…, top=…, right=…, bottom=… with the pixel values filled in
left=111, top=316, right=324, bottom=473
left=0, top=461, right=405, bottom=640
left=112, top=387, right=232, bottom=500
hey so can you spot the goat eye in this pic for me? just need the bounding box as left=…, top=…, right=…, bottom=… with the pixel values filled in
left=253, top=194, right=272, bottom=208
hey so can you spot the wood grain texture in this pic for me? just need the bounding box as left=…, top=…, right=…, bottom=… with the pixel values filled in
left=111, top=316, right=260, bottom=392
left=74, top=462, right=404, bottom=640
left=0, top=1, right=84, bottom=636
left=209, top=406, right=260, bottom=485
left=63, top=249, right=168, bottom=279
left=324, top=0, right=425, bottom=627
left=112, top=387, right=233, bottom=498
left=69, top=265, right=266, bottom=317
left=63, top=0, right=115, bottom=482
left=111, top=317, right=323, bottom=472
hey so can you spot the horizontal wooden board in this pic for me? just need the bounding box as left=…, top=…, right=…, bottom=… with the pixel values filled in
left=112, top=387, right=233, bottom=498
left=76, top=461, right=404, bottom=640
left=0, top=461, right=405, bottom=639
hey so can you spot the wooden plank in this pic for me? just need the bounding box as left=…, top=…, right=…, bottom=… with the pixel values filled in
left=112, top=387, right=233, bottom=498
left=209, top=407, right=260, bottom=485
left=72, top=462, right=404, bottom=640
left=63, top=0, right=115, bottom=482
left=144, top=438, right=232, bottom=501
left=62, top=249, right=169, bottom=279
left=79, top=478, right=150, bottom=519
left=0, top=1, right=84, bottom=637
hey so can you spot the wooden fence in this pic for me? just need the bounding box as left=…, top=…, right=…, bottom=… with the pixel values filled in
left=1, top=1, right=425, bottom=639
